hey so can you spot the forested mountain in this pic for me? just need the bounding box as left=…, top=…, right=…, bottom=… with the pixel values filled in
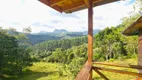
left=5, top=28, right=100, bottom=45
left=27, top=29, right=100, bottom=45
left=28, top=36, right=87, bottom=60
left=38, top=29, right=100, bottom=35
left=27, top=34, right=60, bottom=45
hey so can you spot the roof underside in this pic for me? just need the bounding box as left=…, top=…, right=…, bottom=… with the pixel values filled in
left=123, top=16, right=142, bottom=36
left=39, top=0, right=119, bottom=13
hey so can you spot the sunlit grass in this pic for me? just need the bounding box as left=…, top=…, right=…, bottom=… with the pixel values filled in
left=12, top=62, right=71, bottom=80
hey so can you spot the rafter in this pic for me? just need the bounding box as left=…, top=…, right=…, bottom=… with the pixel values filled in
left=63, top=0, right=102, bottom=12
left=63, top=1, right=85, bottom=11
left=50, top=0, right=65, bottom=6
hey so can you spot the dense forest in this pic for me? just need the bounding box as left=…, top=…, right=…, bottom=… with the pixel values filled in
left=0, top=28, right=31, bottom=76
left=0, top=0, right=142, bottom=80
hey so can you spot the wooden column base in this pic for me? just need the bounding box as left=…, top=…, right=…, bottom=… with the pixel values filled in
left=139, top=30, right=142, bottom=73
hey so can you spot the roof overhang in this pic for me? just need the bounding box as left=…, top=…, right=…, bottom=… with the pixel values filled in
left=122, top=15, right=142, bottom=36
left=39, top=0, right=120, bottom=13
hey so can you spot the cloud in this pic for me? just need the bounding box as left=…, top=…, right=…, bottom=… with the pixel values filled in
left=0, top=0, right=135, bottom=33
left=92, top=0, right=135, bottom=29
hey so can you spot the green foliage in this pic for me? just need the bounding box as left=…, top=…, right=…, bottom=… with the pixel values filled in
left=42, top=44, right=88, bottom=79
left=46, top=44, right=87, bottom=63
left=0, top=31, right=18, bottom=75
left=28, top=36, right=87, bottom=61
left=68, top=58, right=86, bottom=78
left=93, top=23, right=138, bottom=61
left=48, top=48, right=66, bottom=63
left=0, top=28, right=31, bottom=76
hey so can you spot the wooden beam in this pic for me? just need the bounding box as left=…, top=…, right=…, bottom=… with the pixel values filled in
left=88, top=0, right=93, bottom=80
left=93, top=69, right=109, bottom=80
left=92, top=66, right=142, bottom=77
left=88, top=0, right=93, bottom=65
left=93, top=62, right=142, bottom=70
left=75, top=61, right=92, bottom=80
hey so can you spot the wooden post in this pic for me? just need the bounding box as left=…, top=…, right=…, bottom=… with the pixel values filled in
left=138, top=29, right=142, bottom=73
left=88, top=0, right=93, bottom=80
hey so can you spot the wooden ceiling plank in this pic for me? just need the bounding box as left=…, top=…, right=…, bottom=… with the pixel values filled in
left=63, top=0, right=102, bottom=12
left=50, top=0, right=65, bottom=7
left=63, top=1, right=85, bottom=11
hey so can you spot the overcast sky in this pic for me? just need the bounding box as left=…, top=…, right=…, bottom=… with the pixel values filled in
left=0, top=0, right=135, bottom=33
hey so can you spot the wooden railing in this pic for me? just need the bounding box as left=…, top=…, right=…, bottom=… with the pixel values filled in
left=75, top=61, right=142, bottom=80
left=75, top=61, right=92, bottom=80
left=93, top=62, right=142, bottom=69
left=92, top=62, right=142, bottom=80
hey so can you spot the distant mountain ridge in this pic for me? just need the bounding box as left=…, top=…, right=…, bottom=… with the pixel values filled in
left=37, top=29, right=100, bottom=35
left=28, top=29, right=100, bottom=45
left=53, top=29, right=67, bottom=33
left=7, top=29, right=100, bottom=45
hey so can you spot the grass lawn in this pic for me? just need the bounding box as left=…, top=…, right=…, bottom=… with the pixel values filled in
left=7, top=62, right=71, bottom=80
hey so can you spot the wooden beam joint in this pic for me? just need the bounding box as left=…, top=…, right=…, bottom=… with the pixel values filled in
left=84, top=0, right=91, bottom=8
